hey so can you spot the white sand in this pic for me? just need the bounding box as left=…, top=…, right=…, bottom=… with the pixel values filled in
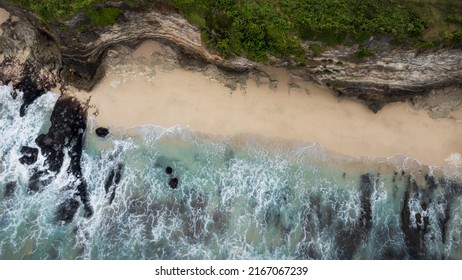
left=76, top=41, right=462, bottom=167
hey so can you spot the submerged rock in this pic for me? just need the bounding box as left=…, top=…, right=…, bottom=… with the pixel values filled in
left=359, top=173, right=373, bottom=229
left=28, top=170, right=53, bottom=193
left=169, top=177, right=178, bottom=189
left=18, top=146, right=38, bottom=165
left=4, top=181, right=17, bottom=199
left=56, top=198, right=80, bottom=224
left=104, top=163, right=124, bottom=204
left=95, top=127, right=109, bottom=138
left=336, top=173, right=375, bottom=259
left=165, top=166, right=173, bottom=175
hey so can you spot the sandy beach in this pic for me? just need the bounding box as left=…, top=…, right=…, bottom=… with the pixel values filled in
left=0, top=8, right=8, bottom=24
left=0, top=8, right=10, bottom=37
left=76, top=40, right=462, bottom=166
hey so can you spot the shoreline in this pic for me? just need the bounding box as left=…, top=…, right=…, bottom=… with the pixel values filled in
left=74, top=41, right=462, bottom=167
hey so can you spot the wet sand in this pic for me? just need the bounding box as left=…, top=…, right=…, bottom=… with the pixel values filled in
left=76, top=40, right=462, bottom=167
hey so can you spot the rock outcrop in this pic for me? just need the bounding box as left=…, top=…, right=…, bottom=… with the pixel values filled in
left=293, top=41, right=462, bottom=113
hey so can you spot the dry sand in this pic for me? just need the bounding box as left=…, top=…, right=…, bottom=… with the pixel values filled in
left=76, top=41, right=462, bottom=167
left=0, top=8, right=10, bottom=36
left=0, top=8, right=8, bottom=24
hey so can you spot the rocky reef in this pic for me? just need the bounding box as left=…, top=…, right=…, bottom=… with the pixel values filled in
left=1, top=1, right=462, bottom=115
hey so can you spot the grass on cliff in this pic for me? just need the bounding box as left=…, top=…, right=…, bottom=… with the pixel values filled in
left=86, top=7, right=121, bottom=27
left=3, top=0, right=149, bottom=27
left=4, top=0, right=108, bottom=22
left=3, top=0, right=462, bottom=61
left=167, top=0, right=462, bottom=61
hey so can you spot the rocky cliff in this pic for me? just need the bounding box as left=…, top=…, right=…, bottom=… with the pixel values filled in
left=1, top=2, right=461, bottom=115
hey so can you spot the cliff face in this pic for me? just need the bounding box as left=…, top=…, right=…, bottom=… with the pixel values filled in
left=54, top=6, right=255, bottom=90
left=295, top=42, right=462, bottom=113
left=0, top=4, right=60, bottom=91
left=1, top=2, right=461, bottom=114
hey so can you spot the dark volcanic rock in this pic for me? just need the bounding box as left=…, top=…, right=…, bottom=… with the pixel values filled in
left=359, top=174, right=373, bottom=229
left=95, top=127, right=110, bottom=138
left=104, top=163, right=124, bottom=204
left=17, top=74, right=46, bottom=117
left=440, top=205, right=451, bottom=244
left=4, top=181, right=17, bottom=199
left=28, top=170, right=53, bottom=193
left=426, top=174, right=438, bottom=190
left=336, top=173, right=375, bottom=259
left=56, top=198, right=80, bottom=224
left=31, top=94, right=93, bottom=223
left=169, top=177, right=179, bottom=189
left=400, top=188, right=425, bottom=259
left=165, top=166, right=173, bottom=175
left=19, top=146, right=38, bottom=165
left=35, top=95, right=86, bottom=173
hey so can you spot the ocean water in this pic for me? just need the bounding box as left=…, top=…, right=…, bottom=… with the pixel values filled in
left=1, top=85, right=462, bottom=259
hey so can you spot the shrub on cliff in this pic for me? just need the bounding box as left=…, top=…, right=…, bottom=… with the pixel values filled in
left=86, top=7, right=121, bottom=27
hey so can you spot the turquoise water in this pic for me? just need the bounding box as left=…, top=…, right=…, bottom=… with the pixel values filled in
left=1, top=85, right=462, bottom=259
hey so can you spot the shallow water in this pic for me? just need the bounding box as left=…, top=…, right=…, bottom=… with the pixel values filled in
left=1, top=85, right=462, bottom=259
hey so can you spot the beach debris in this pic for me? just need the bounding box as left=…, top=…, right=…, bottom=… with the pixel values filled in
left=95, top=127, right=110, bottom=138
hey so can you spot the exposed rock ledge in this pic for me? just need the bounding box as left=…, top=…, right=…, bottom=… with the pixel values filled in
left=1, top=2, right=462, bottom=115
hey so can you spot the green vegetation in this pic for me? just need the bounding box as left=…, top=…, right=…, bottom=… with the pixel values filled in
left=86, top=7, right=121, bottom=27
left=168, top=0, right=304, bottom=61
left=166, top=0, right=459, bottom=60
left=308, top=43, right=325, bottom=55
left=414, top=40, right=435, bottom=50
left=2, top=0, right=146, bottom=23
left=354, top=47, right=375, bottom=59
left=3, top=0, right=462, bottom=62
left=3, top=0, right=108, bottom=22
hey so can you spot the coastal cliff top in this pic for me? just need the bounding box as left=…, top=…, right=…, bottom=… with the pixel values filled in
left=2, top=0, right=461, bottom=62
